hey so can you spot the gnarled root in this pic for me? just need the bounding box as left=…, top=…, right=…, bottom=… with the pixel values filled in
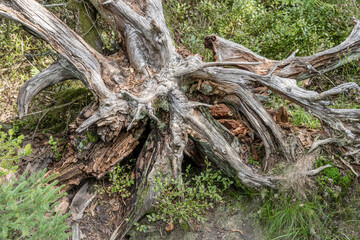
left=110, top=128, right=183, bottom=240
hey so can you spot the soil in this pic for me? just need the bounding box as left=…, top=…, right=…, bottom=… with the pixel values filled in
left=127, top=194, right=264, bottom=240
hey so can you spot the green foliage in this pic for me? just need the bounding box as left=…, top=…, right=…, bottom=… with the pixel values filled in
left=98, top=164, right=134, bottom=198
left=165, top=0, right=360, bottom=61
left=248, top=155, right=261, bottom=166
left=48, top=136, right=62, bottom=161
left=258, top=156, right=358, bottom=239
left=147, top=161, right=233, bottom=225
left=265, top=95, right=321, bottom=129
left=86, top=131, right=97, bottom=143
left=0, top=20, right=52, bottom=121
left=278, top=0, right=334, bottom=9
left=133, top=222, right=150, bottom=233
left=314, top=156, right=354, bottom=199
left=0, top=126, right=32, bottom=176
left=259, top=194, right=326, bottom=240
left=76, top=132, right=98, bottom=153
left=14, top=86, right=93, bottom=134
left=261, top=199, right=323, bottom=239
left=287, top=105, right=321, bottom=129
left=0, top=170, right=71, bottom=239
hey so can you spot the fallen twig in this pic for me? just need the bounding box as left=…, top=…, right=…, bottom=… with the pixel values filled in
left=339, top=157, right=359, bottom=177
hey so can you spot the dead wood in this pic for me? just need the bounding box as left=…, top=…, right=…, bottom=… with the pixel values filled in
left=1, top=0, right=360, bottom=238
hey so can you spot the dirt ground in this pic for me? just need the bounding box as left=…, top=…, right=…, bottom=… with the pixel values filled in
left=70, top=190, right=264, bottom=240
left=127, top=194, right=264, bottom=240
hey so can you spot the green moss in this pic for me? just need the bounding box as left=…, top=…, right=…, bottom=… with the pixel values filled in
left=314, top=155, right=355, bottom=201
left=77, top=0, right=103, bottom=52
left=322, top=167, right=341, bottom=182
left=16, top=85, right=92, bottom=133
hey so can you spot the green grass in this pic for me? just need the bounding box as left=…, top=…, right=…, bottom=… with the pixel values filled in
left=165, top=0, right=360, bottom=131
left=288, top=105, right=321, bottom=129
left=257, top=154, right=359, bottom=240
left=264, top=95, right=322, bottom=129
left=0, top=20, right=52, bottom=122
left=165, top=0, right=360, bottom=61
left=259, top=195, right=326, bottom=240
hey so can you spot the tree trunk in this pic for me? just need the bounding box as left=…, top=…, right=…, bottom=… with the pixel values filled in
left=1, top=0, right=360, bottom=238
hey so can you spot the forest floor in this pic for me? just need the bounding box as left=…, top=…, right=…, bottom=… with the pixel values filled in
left=2, top=1, right=360, bottom=239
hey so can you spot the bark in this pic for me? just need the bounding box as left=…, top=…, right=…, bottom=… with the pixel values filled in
left=1, top=0, right=360, bottom=239
left=204, top=18, right=360, bottom=80
left=17, top=58, right=79, bottom=118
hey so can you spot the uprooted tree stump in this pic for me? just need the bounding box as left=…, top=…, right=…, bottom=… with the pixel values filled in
left=1, top=0, right=360, bottom=238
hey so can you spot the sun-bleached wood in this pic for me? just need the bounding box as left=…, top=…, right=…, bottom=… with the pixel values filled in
left=1, top=0, right=360, bottom=238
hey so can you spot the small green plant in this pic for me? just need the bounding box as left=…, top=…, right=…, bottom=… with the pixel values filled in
left=259, top=192, right=326, bottom=240
left=0, top=125, right=32, bottom=176
left=147, top=160, right=233, bottom=226
left=278, top=0, right=334, bottom=9
left=0, top=170, right=71, bottom=239
left=314, top=156, right=354, bottom=199
left=288, top=105, right=321, bottom=129
left=248, top=154, right=262, bottom=166
left=265, top=95, right=322, bottom=129
left=99, top=164, right=134, bottom=198
left=86, top=131, right=97, bottom=143
left=133, top=222, right=149, bottom=232
left=48, top=136, right=62, bottom=161
left=77, top=132, right=98, bottom=152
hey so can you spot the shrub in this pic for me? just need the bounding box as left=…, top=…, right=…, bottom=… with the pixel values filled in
left=288, top=105, right=321, bottom=129
left=0, top=126, right=32, bottom=176
left=314, top=156, right=354, bottom=199
left=0, top=170, right=71, bottom=239
left=165, top=0, right=360, bottom=60
left=147, top=160, right=233, bottom=225
left=98, top=164, right=134, bottom=198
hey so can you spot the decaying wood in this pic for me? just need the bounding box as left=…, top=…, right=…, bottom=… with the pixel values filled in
left=17, top=58, right=81, bottom=118
left=46, top=129, right=144, bottom=188
left=204, top=18, right=360, bottom=80
left=70, top=183, right=96, bottom=240
left=1, top=0, right=360, bottom=238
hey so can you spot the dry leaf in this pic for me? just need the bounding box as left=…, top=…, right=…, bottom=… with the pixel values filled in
left=165, top=222, right=174, bottom=232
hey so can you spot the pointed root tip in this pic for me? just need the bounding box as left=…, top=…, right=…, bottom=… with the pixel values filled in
left=351, top=17, right=360, bottom=24
left=102, top=0, right=113, bottom=5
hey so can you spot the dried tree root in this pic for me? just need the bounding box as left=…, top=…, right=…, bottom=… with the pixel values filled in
left=1, top=1, right=360, bottom=239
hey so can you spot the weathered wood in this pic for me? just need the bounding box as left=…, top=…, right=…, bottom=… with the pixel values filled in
left=184, top=64, right=360, bottom=143
left=90, top=0, right=178, bottom=72
left=110, top=129, right=181, bottom=240
left=204, top=18, right=360, bottom=80
left=18, top=58, right=82, bottom=118
left=46, top=129, right=144, bottom=189
left=2, top=0, right=360, bottom=239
